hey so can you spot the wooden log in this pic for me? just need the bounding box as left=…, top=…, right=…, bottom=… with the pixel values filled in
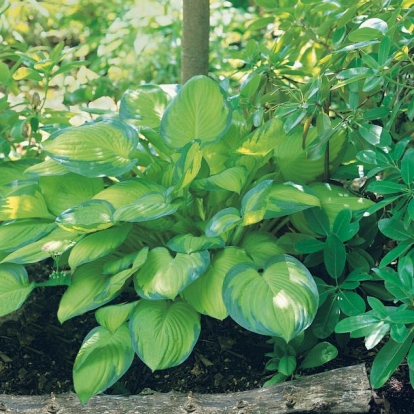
left=0, top=364, right=371, bottom=414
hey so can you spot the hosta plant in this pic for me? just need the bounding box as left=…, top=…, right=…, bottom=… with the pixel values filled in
left=0, top=75, right=331, bottom=403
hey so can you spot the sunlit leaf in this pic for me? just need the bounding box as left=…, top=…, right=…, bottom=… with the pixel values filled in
left=119, top=85, right=169, bottom=128
left=74, top=324, right=134, bottom=404
left=0, top=263, right=35, bottom=317
left=133, top=247, right=210, bottom=300
left=223, top=255, right=319, bottom=341
left=68, top=224, right=132, bottom=269
left=160, top=75, right=232, bottom=149
left=181, top=247, right=252, bottom=320
left=42, top=119, right=139, bottom=177
left=129, top=299, right=200, bottom=371
left=205, top=207, right=242, bottom=237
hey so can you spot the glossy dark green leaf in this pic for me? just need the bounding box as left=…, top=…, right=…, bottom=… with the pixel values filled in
left=332, top=209, right=359, bottom=242
left=401, top=149, right=414, bottom=186
left=367, top=181, right=406, bottom=195
left=359, top=124, right=391, bottom=146
left=299, top=342, right=338, bottom=369
left=378, top=218, right=412, bottom=241
left=338, top=291, right=366, bottom=316
left=295, top=238, right=325, bottom=254
left=370, top=328, right=414, bottom=389
left=312, top=294, right=340, bottom=339
left=303, top=208, right=330, bottom=237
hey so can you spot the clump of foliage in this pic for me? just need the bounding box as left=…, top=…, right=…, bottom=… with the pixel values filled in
left=0, top=0, right=413, bottom=404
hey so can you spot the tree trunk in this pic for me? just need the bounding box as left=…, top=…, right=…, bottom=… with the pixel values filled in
left=0, top=364, right=372, bottom=413
left=181, top=0, right=210, bottom=83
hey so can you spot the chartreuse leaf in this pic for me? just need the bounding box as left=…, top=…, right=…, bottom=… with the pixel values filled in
left=0, top=184, right=54, bottom=221
left=160, top=75, right=232, bottom=149
left=241, top=180, right=273, bottom=226
left=98, top=248, right=149, bottom=301
left=223, top=255, right=319, bottom=342
left=1, top=227, right=78, bottom=264
left=166, top=234, right=225, bottom=254
left=129, top=299, right=200, bottom=371
left=39, top=174, right=104, bottom=216
left=58, top=260, right=116, bottom=323
left=274, top=126, right=347, bottom=183
left=133, top=247, right=210, bottom=300
left=192, top=166, right=248, bottom=194
left=301, top=342, right=339, bottom=370
left=235, top=118, right=285, bottom=156
left=92, top=178, right=167, bottom=209
left=119, top=85, right=169, bottom=128
left=265, top=183, right=320, bottom=219
left=56, top=199, right=115, bottom=234
left=68, top=224, right=132, bottom=269
left=173, top=141, right=203, bottom=191
left=370, top=327, right=414, bottom=389
left=95, top=302, right=138, bottom=333
left=25, top=158, right=69, bottom=176
left=113, top=192, right=180, bottom=223
left=205, top=207, right=242, bottom=237
left=73, top=324, right=134, bottom=404
left=0, top=219, right=55, bottom=252
left=42, top=119, right=138, bottom=178
left=241, top=231, right=284, bottom=267
left=0, top=264, right=35, bottom=317
left=181, top=247, right=252, bottom=320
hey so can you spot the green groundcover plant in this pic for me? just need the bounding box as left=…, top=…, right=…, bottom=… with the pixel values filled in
left=0, top=0, right=413, bottom=405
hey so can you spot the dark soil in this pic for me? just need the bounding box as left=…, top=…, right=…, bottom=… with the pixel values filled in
left=0, top=267, right=413, bottom=414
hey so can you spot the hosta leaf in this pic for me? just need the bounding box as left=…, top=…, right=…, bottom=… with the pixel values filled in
left=58, top=260, right=115, bottom=323
left=0, top=263, right=35, bottom=317
left=0, top=219, right=56, bottom=252
left=68, top=224, right=132, bottom=269
left=241, top=180, right=273, bottom=226
left=181, top=247, right=252, bottom=320
left=42, top=119, right=139, bottom=177
left=56, top=199, right=115, bottom=234
left=73, top=324, right=134, bottom=404
left=274, top=126, right=347, bottom=183
left=1, top=227, right=78, bottom=264
left=119, top=85, right=169, bottom=128
left=191, top=166, right=248, bottom=194
left=98, top=248, right=149, bottom=300
left=25, top=158, right=69, bottom=176
left=235, top=118, right=285, bottom=156
left=95, top=302, right=138, bottom=333
left=160, top=75, right=232, bottom=149
left=93, top=178, right=167, bottom=209
left=166, top=234, right=225, bottom=254
left=173, top=141, right=203, bottom=191
left=133, top=247, right=210, bottom=300
left=113, top=192, right=180, bottom=223
left=0, top=160, right=39, bottom=186
left=241, top=231, right=284, bottom=267
left=278, top=355, right=297, bottom=376
left=265, top=183, right=320, bottom=219
left=0, top=184, right=54, bottom=221
left=223, top=255, right=319, bottom=342
left=205, top=207, right=242, bottom=237
left=299, top=342, right=338, bottom=369
left=39, top=174, right=104, bottom=216
left=129, top=299, right=200, bottom=371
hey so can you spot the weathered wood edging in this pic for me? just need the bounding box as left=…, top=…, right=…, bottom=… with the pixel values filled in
left=0, top=364, right=371, bottom=413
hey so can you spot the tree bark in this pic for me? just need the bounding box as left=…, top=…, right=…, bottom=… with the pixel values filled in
left=181, top=0, right=210, bottom=84
left=0, top=364, right=372, bottom=413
